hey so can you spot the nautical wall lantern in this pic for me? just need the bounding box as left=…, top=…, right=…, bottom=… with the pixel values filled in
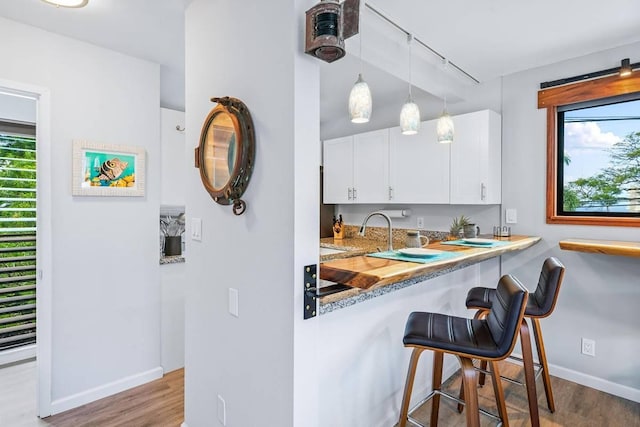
left=304, top=0, right=360, bottom=63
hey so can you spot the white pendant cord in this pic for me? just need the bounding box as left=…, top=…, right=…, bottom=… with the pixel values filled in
left=408, top=34, right=413, bottom=100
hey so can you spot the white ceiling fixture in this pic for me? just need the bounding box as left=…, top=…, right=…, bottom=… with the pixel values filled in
left=40, top=0, right=88, bottom=8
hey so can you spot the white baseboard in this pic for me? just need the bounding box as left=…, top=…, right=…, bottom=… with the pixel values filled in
left=50, top=366, right=164, bottom=415
left=548, top=363, right=640, bottom=403
left=0, top=344, right=36, bottom=367
left=509, top=352, right=639, bottom=403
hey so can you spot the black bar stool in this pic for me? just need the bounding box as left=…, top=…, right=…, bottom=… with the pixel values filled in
left=398, top=274, right=528, bottom=427
left=459, top=257, right=566, bottom=423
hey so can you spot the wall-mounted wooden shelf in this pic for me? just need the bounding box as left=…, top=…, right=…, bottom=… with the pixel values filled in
left=559, top=238, right=640, bottom=258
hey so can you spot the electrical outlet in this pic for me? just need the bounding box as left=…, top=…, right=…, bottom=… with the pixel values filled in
left=217, top=395, right=226, bottom=426
left=417, top=217, right=424, bottom=229
left=581, top=338, right=595, bottom=357
left=505, top=209, right=517, bottom=224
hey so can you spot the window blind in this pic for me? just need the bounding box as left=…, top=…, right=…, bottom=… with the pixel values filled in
left=0, top=133, right=37, bottom=351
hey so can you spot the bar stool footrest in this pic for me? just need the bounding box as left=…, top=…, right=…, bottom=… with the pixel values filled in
left=408, top=389, right=503, bottom=426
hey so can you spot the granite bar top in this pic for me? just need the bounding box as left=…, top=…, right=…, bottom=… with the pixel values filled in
left=319, top=235, right=541, bottom=315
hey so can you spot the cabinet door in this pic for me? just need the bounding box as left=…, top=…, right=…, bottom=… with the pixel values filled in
left=450, top=111, right=488, bottom=204
left=353, top=129, right=389, bottom=203
left=389, top=122, right=450, bottom=203
left=323, top=136, right=354, bottom=204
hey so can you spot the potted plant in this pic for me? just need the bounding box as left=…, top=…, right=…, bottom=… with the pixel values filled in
left=160, top=213, right=185, bottom=256
left=449, top=215, right=471, bottom=240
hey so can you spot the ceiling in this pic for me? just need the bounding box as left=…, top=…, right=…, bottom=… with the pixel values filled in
left=0, top=0, right=638, bottom=118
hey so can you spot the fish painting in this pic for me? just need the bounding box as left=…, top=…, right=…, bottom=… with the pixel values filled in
left=96, top=158, right=128, bottom=181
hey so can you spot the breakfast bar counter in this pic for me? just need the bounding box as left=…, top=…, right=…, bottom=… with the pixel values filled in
left=319, top=235, right=541, bottom=314
left=559, top=238, right=640, bottom=258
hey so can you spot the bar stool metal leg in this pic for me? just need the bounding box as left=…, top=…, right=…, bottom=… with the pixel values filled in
left=532, top=317, right=555, bottom=412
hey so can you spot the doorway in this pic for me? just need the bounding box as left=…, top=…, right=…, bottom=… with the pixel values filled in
left=0, top=80, right=52, bottom=419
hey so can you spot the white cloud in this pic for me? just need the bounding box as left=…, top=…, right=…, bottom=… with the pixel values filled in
left=564, top=122, right=621, bottom=153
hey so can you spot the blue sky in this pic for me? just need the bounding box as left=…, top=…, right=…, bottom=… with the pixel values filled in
left=563, top=99, right=640, bottom=183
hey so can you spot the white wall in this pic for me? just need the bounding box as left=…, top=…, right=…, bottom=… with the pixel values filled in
left=501, top=41, right=640, bottom=400
left=160, top=108, right=186, bottom=373
left=0, top=17, right=162, bottom=412
left=184, top=1, right=319, bottom=426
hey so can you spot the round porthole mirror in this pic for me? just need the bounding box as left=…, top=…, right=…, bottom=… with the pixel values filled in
left=195, top=97, right=255, bottom=215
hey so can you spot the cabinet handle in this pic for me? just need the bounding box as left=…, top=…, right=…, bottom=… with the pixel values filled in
left=389, top=187, right=393, bottom=200
left=353, top=188, right=357, bottom=200
left=481, top=183, right=486, bottom=201
left=348, top=187, right=353, bottom=200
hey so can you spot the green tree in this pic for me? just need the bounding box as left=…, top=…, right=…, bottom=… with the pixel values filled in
left=569, top=174, right=622, bottom=211
left=563, top=185, right=581, bottom=211
left=565, top=131, right=640, bottom=211
left=0, top=135, right=36, bottom=230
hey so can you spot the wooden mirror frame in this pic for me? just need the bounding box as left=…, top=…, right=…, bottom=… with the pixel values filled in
left=538, top=73, right=640, bottom=227
left=195, top=97, right=255, bottom=215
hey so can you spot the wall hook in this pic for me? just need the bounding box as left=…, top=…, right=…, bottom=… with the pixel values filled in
left=176, top=125, right=185, bottom=132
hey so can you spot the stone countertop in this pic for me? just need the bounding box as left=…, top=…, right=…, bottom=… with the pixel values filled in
left=318, top=235, right=541, bottom=315
left=320, top=225, right=449, bottom=262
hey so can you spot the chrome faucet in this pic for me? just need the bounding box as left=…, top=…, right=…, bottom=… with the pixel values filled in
left=359, top=211, right=393, bottom=251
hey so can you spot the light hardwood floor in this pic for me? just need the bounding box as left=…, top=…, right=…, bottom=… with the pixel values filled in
left=0, top=360, right=184, bottom=427
left=396, top=360, right=640, bottom=427
left=1, top=359, right=638, bottom=426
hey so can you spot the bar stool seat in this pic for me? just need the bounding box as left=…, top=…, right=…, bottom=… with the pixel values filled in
left=398, top=275, right=529, bottom=427
left=460, top=257, right=565, bottom=422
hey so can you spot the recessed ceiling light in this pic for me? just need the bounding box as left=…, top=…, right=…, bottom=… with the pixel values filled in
left=40, top=0, right=89, bottom=8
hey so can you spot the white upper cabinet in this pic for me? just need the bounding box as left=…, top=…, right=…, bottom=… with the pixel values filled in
left=322, top=136, right=353, bottom=204
left=322, top=109, right=501, bottom=205
left=449, top=110, right=501, bottom=204
left=389, top=122, right=450, bottom=203
left=352, top=128, right=389, bottom=203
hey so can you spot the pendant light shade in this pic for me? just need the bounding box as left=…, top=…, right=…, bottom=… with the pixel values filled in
left=349, top=74, right=372, bottom=123
left=400, top=34, right=420, bottom=135
left=437, top=97, right=454, bottom=143
left=41, top=0, right=88, bottom=7
left=400, top=97, right=420, bottom=135
left=437, top=112, right=454, bottom=143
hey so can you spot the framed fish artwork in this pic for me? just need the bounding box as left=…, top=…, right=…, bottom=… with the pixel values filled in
left=72, top=140, right=146, bottom=196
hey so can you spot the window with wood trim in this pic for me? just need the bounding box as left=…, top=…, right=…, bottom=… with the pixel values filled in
left=539, top=72, right=640, bottom=226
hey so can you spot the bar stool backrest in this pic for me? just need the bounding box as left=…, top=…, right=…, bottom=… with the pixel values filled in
left=486, top=274, right=528, bottom=358
left=529, top=257, right=566, bottom=318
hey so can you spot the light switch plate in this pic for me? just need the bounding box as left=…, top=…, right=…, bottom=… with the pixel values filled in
left=229, top=288, right=239, bottom=317
left=505, top=209, right=517, bottom=224
left=217, top=395, right=226, bottom=425
left=191, top=218, right=202, bottom=241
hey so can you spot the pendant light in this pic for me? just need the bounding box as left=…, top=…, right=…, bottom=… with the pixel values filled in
left=436, top=96, right=454, bottom=144
left=400, top=34, right=420, bottom=135
left=348, top=14, right=372, bottom=124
